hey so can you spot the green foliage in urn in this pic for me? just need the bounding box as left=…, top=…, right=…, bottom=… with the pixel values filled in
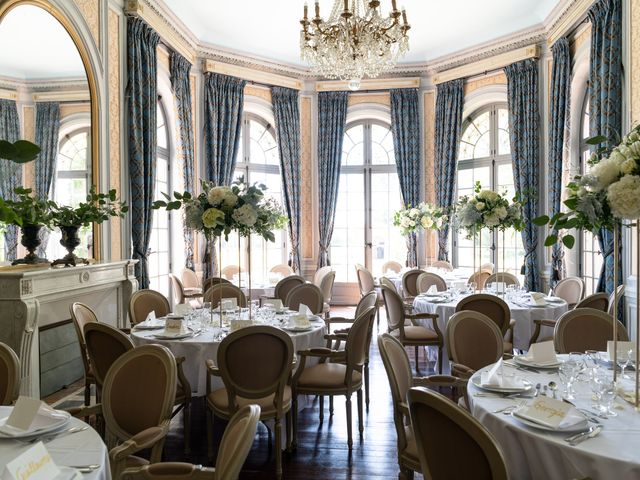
left=51, top=186, right=128, bottom=227
left=3, top=187, right=55, bottom=227
left=0, top=139, right=40, bottom=224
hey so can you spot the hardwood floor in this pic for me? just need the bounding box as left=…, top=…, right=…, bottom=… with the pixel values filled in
left=45, top=307, right=435, bottom=479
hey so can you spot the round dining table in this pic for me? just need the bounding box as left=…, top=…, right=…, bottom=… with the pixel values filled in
left=131, top=311, right=326, bottom=396
left=412, top=293, right=568, bottom=373
left=0, top=406, right=110, bottom=479
left=384, top=268, right=471, bottom=297
left=468, top=360, right=640, bottom=479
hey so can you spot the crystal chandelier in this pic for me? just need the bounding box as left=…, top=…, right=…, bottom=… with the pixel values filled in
left=300, top=0, right=410, bottom=86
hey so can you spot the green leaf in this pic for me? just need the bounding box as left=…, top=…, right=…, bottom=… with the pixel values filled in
left=544, top=235, right=557, bottom=247
left=532, top=215, right=549, bottom=226
left=586, top=135, right=607, bottom=145
left=0, top=140, right=40, bottom=163
left=562, top=235, right=576, bottom=249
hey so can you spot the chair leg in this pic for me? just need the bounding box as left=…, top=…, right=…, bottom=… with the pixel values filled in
left=438, top=346, right=443, bottom=374
left=329, top=395, right=334, bottom=415
left=365, top=361, right=370, bottom=409
left=206, top=407, right=214, bottom=462
left=275, top=417, right=283, bottom=479
left=285, top=410, right=292, bottom=452
left=376, top=305, right=380, bottom=328
left=84, top=380, right=90, bottom=407
left=183, top=403, right=191, bottom=454
left=292, top=391, right=298, bottom=449
left=319, top=395, right=324, bottom=423
left=357, top=388, right=364, bottom=436
left=346, top=394, right=353, bottom=449
left=414, top=346, right=420, bottom=373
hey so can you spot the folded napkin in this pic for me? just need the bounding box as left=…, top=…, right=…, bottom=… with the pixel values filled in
left=0, top=400, right=67, bottom=436
left=515, top=397, right=585, bottom=429
left=298, top=303, right=313, bottom=318
left=426, top=285, right=438, bottom=295
left=480, top=359, right=525, bottom=389
left=530, top=292, right=547, bottom=306
left=521, top=341, right=558, bottom=366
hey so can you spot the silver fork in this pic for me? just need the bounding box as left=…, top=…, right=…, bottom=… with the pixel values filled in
left=25, top=425, right=88, bottom=444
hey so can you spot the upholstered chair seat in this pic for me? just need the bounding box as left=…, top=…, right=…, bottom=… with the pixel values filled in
left=297, top=363, right=362, bottom=390
left=207, top=385, right=292, bottom=416
left=390, top=325, right=439, bottom=341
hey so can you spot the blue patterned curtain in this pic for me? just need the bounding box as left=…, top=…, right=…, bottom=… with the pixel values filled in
left=390, top=88, right=421, bottom=267
left=0, top=99, right=22, bottom=261
left=505, top=59, right=540, bottom=292
left=34, top=101, right=60, bottom=257
left=588, top=0, right=623, bottom=295
left=170, top=51, right=195, bottom=270
left=548, top=37, right=572, bottom=286
left=203, top=73, right=246, bottom=186
left=434, top=79, right=464, bottom=262
left=127, top=17, right=160, bottom=289
left=202, top=73, right=246, bottom=278
left=272, top=87, right=301, bottom=272
left=317, top=91, right=348, bottom=267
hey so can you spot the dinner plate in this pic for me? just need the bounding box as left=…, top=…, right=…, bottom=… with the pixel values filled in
left=471, top=373, right=533, bottom=393
left=514, top=356, right=561, bottom=369
left=511, top=411, right=588, bottom=433
left=0, top=408, right=71, bottom=438
left=133, top=322, right=165, bottom=331
left=283, top=325, right=313, bottom=332
left=152, top=329, right=194, bottom=340
left=544, top=296, right=565, bottom=304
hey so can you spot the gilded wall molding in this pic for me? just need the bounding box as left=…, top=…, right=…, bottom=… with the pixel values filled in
left=204, top=60, right=303, bottom=90
left=631, top=1, right=640, bottom=124
left=22, top=105, right=35, bottom=190
left=464, top=72, right=508, bottom=96
left=423, top=91, right=436, bottom=262
left=244, top=84, right=272, bottom=104
left=546, top=0, right=593, bottom=46
left=72, top=0, right=100, bottom=50
left=300, top=95, right=313, bottom=260
left=108, top=7, right=121, bottom=260
left=348, top=93, right=390, bottom=108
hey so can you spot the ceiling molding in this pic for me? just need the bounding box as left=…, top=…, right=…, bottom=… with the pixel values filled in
left=32, top=90, right=90, bottom=102
left=316, top=77, right=421, bottom=92
left=204, top=60, right=303, bottom=90
left=433, top=45, right=540, bottom=84
left=0, top=76, right=89, bottom=91
left=546, top=0, right=592, bottom=46
left=0, top=88, right=18, bottom=101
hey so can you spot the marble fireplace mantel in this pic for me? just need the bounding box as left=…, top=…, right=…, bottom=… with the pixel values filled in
left=0, top=260, right=138, bottom=398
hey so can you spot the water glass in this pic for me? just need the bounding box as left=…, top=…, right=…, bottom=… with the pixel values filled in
left=559, top=360, right=577, bottom=400
left=597, top=373, right=618, bottom=416
left=468, top=282, right=477, bottom=293
left=589, top=372, right=603, bottom=410
left=618, top=348, right=633, bottom=380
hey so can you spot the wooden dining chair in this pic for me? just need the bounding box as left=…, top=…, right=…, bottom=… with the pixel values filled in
left=455, top=294, right=514, bottom=355
left=70, top=302, right=98, bottom=406
left=181, top=268, right=201, bottom=289
left=468, top=271, right=490, bottom=290
left=285, top=283, right=324, bottom=314
left=0, top=342, right=20, bottom=406
left=313, top=266, right=332, bottom=288
left=206, top=326, right=293, bottom=478
left=416, top=272, right=447, bottom=293
left=553, top=276, right=584, bottom=309
left=270, top=264, right=294, bottom=277
left=431, top=260, right=454, bottom=272
left=221, top=265, right=243, bottom=281
left=272, top=275, right=305, bottom=304
left=204, top=283, right=247, bottom=308
left=319, top=270, right=336, bottom=318
left=486, top=272, right=520, bottom=287
left=71, top=344, right=178, bottom=479
left=408, top=387, right=508, bottom=480
left=554, top=308, right=629, bottom=354
left=401, top=269, right=425, bottom=300
left=608, top=284, right=625, bottom=316
left=356, top=263, right=384, bottom=327
left=121, top=405, right=261, bottom=480
left=170, top=274, right=202, bottom=305
left=382, top=260, right=403, bottom=275
left=129, top=289, right=171, bottom=326
left=202, top=277, right=232, bottom=296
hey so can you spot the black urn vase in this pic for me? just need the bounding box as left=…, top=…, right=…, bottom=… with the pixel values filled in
left=52, top=225, right=90, bottom=267
left=11, top=223, right=49, bottom=265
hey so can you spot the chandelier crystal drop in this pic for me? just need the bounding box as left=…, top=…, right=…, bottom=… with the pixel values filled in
left=300, top=0, right=410, bottom=82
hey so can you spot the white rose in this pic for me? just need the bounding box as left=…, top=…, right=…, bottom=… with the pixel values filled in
left=475, top=202, right=485, bottom=211
left=621, top=158, right=636, bottom=175
left=232, top=204, right=258, bottom=227
left=400, top=217, right=411, bottom=228
left=629, top=141, right=640, bottom=158
left=410, top=208, right=420, bottom=218
left=421, top=216, right=433, bottom=229
left=589, top=157, right=621, bottom=190
left=607, top=175, right=640, bottom=219
left=484, top=213, right=500, bottom=227
left=495, top=206, right=508, bottom=219
left=610, top=150, right=626, bottom=165
left=409, top=220, right=416, bottom=227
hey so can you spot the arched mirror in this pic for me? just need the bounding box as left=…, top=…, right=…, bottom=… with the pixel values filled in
left=0, top=1, right=99, bottom=261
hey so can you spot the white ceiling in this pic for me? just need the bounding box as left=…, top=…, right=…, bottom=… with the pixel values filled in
left=0, top=5, right=86, bottom=80
left=163, top=0, right=561, bottom=67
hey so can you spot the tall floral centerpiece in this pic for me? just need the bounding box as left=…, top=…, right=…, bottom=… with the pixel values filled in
left=393, top=202, right=447, bottom=265
left=455, top=183, right=523, bottom=287
left=537, top=125, right=640, bottom=405
left=154, top=176, right=287, bottom=319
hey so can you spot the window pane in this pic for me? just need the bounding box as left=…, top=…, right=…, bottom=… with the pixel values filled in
left=157, top=103, right=168, bottom=150
left=371, top=124, right=394, bottom=165
left=331, top=172, right=365, bottom=282
left=343, top=125, right=364, bottom=166
left=371, top=172, right=406, bottom=276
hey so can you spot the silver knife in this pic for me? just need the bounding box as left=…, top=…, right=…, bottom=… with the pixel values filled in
left=567, top=425, right=603, bottom=446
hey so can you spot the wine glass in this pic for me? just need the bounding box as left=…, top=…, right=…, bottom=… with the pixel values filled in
left=559, top=360, right=577, bottom=400
left=596, top=371, right=618, bottom=416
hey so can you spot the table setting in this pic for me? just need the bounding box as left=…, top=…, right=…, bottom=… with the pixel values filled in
left=130, top=303, right=326, bottom=396
left=468, top=347, right=640, bottom=479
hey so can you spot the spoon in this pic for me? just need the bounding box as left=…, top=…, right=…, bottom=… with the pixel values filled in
left=543, top=385, right=548, bottom=396
left=534, top=383, right=541, bottom=397
left=548, top=381, right=558, bottom=399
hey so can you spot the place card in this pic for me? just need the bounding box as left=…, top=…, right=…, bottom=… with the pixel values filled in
left=525, top=341, right=557, bottom=365
left=165, top=317, right=184, bottom=333
left=6, top=397, right=41, bottom=431
left=2, top=442, right=61, bottom=480
left=607, top=341, right=636, bottom=361
left=515, top=397, right=583, bottom=429
left=220, top=297, right=237, bottom=311
left=530, top=292, right=547, bottom=306
left=262, top=299, right=283, bottom=311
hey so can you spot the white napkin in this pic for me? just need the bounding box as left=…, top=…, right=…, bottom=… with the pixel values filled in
left=522, top=341, right=558, bottom=365
left=607, top=341, right=636, bottom=361
left=426, top=285, right=438, bottom=294
left=0, top=400, right=67, bottom=436
left=530, top=292, right=547, bottom=306
left=298, top=303, right=312, bottom=318
left=480, top=359, right=525, bottom=388
left=144, top=310, right=156, bottom=323
left=515, top=397, right=585, bottom=429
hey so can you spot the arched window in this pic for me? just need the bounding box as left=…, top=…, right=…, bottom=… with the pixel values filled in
left=46, top=127, right=92, bottom=260
left=148, top=99, right=172, bottom=297
left=578, top=94, right=602, bottom=295
left=455, top=104, right=525, bottom=275
left=330, top=120, right=406, bottom=283
left=219, top=113, right=287, bottom=285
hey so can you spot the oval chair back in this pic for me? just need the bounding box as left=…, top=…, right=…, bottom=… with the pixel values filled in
left=417, top=272, right=447, bottom=293
left=382, top=260, right=403, bottom=275
left=575, top=292, right=609, bottom=312
left=202, top=276, right=231, bottom=295
left=0, top=342, right=20, bottom=406
left=608, top=284, right=625, bottom=316
left=355, top=264, right=376, bottom=296
left=319, top=270, right=336, bottom=304
left=313, top=266, right=332, bottom=288
left=446, top=311, right=503, bottom=371
left=468, top=271, right=490, bottom=290
left=270, top=264, right=294, bottom=277
left=554, top=307, right=629, bottom=354
left=408, top=387, right=508, bottom=480
left=356, top=291, right=378, bottom=318
left=431, top=260, right=453, bottom=271
left=402, top=269, right=424, bottom=298
left=379, top=276, right=399, bottom=295
left=345, top=307, right=377, bottom=376
left=554, top=276, right=584, bottom=309
left=381, top=285, right=406, bottom=332
left=181, top=268, right=200, bottom=289
left=285, top=283, right=324, bottom=314
left=221, top=265, right=243, bottom=281
left=70, top=302, right=99, bottom=376
left=129, top=289, right=171, bottom=326
left=485, top=272, right=520, bottom=287
left=273, top=275, right=305, bottom=303
left=84, top=322, right=134, bottom=388
left=204, top=284, right=247, bottom=308
left=169, top=274, right=185, bottom=305
left=455, top=293, right=511, bottom=336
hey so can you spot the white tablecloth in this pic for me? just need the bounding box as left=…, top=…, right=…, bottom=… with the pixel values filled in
left=0, top=406, right=110, bottom=479
left=385, top=268, right=470, bottom=297
left=412, top=294, right=568, bottom=373
left=468, top=361, right=640, bottom=480
left=131, top=315, right=326, bottom=396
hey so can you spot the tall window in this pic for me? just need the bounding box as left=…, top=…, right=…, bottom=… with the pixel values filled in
left=219, top=113, right=287, bottom=285
left=47, top=127, right=92, bottom=261
left=148, top=100, right=171, bottom=297
left=331, top=120, right=406, bottom=283
left=579, top=95, right=603, bottom=295
left=455, top=105, right=525, bottom=275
